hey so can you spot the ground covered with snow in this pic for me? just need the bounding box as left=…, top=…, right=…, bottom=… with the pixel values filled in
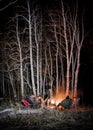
left=0, top=106, right=93, bottom=130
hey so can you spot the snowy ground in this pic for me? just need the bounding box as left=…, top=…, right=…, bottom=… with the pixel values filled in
left=0, top=107, right=43, bottom=119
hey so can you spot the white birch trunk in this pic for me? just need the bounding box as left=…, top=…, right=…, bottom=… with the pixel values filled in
left=39, top=34, right=43, bottom=95
left=74, top=47, right=80, bottom=97
left=6, top=64, right=17, bottom=99
left=74, top=14, right=84, bottom=97
left=61, top=1, right=70, bottom=96
left=49, top=44, right=53, bottom=97
left=60, top=56, right=65, bottom=93
left=34, top=17, right=40, bottom=96
left=39, top=37, right=43, bottom=95
left=42, top=48, right=47, bottom=97
left=27, top=1, right=36, bottom=95
left=53, top=25, right=59, bottom=94
left=16, top=17, right=24, bottom=98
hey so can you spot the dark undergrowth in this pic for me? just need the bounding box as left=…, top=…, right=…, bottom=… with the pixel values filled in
left=0, top=107, right=93, bottom=130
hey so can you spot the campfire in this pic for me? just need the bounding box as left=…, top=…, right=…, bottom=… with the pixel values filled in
left=49, top=98, right=65, bottom=110
left=49, top=96, right=64, bottom=109
left=48, top=92, right=79, bottom=110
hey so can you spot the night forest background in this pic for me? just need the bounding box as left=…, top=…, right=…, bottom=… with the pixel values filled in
left=0, top=0, right=93, bottom=106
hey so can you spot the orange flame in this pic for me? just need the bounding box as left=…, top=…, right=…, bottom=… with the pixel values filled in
left=51, top=91, right=66, bottom=105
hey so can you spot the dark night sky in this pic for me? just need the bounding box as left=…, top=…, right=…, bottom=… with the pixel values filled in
left=0, top=0, right=93, bottom=30
left=0, top=0, right=93, bottom=32
left=0, top=0, right=93, bottom=105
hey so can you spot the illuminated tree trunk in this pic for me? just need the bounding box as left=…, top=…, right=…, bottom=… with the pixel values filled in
left=40, top=56, right=43, bottom=95
left=27, top=0, right=36, bottom=95
left=74, top=13, right=84, bottom=97
left=39, top=31, right=43, bottom=95
left=16, top=17, right=24, bottom=98
left=74, top=46, right=81, bottom=97
left=34, top=16, right=40, bottom=95
left=53, top=25, right=59, bottom=94
left=61, top=1, right=70, bottom=96
left=25, top=64, right=32, bottom=89
left=59, top=18, right=65, bottom=93
left=39, top=40, right=43, bottom=95
left=42, top=48, right=47, bottom=97
left=6, top=63, right=17, bottom=99
left=49, top=44, right=53, bottom=97
left=71, top=55, right=75, bottom=97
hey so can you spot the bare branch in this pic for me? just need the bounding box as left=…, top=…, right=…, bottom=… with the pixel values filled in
left=0, top=0, right=17, bottom=11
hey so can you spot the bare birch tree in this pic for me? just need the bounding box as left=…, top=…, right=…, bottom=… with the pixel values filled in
left=16, top=16, right=25, bottom=98
left=27, top=0, right=36, bottom=95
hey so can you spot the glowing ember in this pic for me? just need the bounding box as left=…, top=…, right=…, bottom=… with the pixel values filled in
left=49, top=98, right=63, bottom=109
left=49, top=99, right=56, bottom=109
left=51, top=99, right=55, bottom=104
left=50, top=97, right=64, bottom=106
